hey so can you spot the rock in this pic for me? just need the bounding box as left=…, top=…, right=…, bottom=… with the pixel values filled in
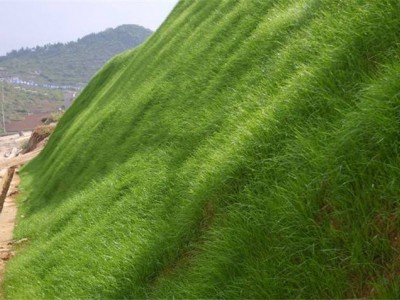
left=0, top=252, right=14, bottom=261
left=7, top=238, right=28, bottom=245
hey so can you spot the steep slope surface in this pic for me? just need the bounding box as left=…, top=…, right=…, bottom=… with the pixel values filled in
left=5, top=0, right=400, bottom=298
left=0, top=24, right=152, bottom=86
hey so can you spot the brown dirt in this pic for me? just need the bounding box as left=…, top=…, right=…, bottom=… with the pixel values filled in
left=23, top=124, right=55, bottom=153
left=0, top=133, right=31, bottom=159
left=6, top=112, right=51, bottom=132
left=0, top=149, right=42, bottom=170
left=0, top=134, right=46, bottom=297
left=0, top=169, right=20, bottom=298
left=0, top=168, right=15, bottom=214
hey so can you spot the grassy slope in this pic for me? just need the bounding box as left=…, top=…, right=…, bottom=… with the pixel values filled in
left=5, top=0, right=400, bottom=298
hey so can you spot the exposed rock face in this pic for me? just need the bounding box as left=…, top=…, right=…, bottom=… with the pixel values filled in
left=23, top=125, right=55, bottom=154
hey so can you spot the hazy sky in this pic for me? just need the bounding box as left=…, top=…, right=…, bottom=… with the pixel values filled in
left=0, top=0, right=179, bottom=56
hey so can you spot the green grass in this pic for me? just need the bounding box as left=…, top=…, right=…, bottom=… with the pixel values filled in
left=4, top=0, right=400, bottom=298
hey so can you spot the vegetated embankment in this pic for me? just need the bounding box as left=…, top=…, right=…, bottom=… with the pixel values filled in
left=4, top=0, right=400, bottom=298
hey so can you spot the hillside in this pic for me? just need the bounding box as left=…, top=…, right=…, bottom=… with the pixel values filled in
left=4, top=0, right=400, bottom=298
left=0, top=81, right=62, bottom=124
left=0, top=24, right=152, bottom=132
left=0, top=24, right=152, bottom=87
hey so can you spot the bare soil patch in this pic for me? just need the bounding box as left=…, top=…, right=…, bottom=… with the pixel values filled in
left=0, top=130, right=47, bottom=298
left=0, top=169, right=19, bottom=299
left=6, top=112, right=52, bottom=132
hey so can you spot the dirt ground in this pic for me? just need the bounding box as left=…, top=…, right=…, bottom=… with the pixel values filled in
left=0, top=133, right=31, bottom=159
left=0, top=170, right=20, bottom=284
left=7, top=113, right=52, bottom=132
left=0, top=149, right=42, bottom=170
left=0, top=132, right=45, bottom=297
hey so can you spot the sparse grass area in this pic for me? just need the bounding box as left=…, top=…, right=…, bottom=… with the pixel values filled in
left=4, top=0, right=400, bottom=298
left=33, top=125, right=54, bottom=136
left=49, top=112, right=64, bottom=123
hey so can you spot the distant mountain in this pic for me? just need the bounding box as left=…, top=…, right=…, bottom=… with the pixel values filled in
left=0, top=24, right=152, bottom=87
